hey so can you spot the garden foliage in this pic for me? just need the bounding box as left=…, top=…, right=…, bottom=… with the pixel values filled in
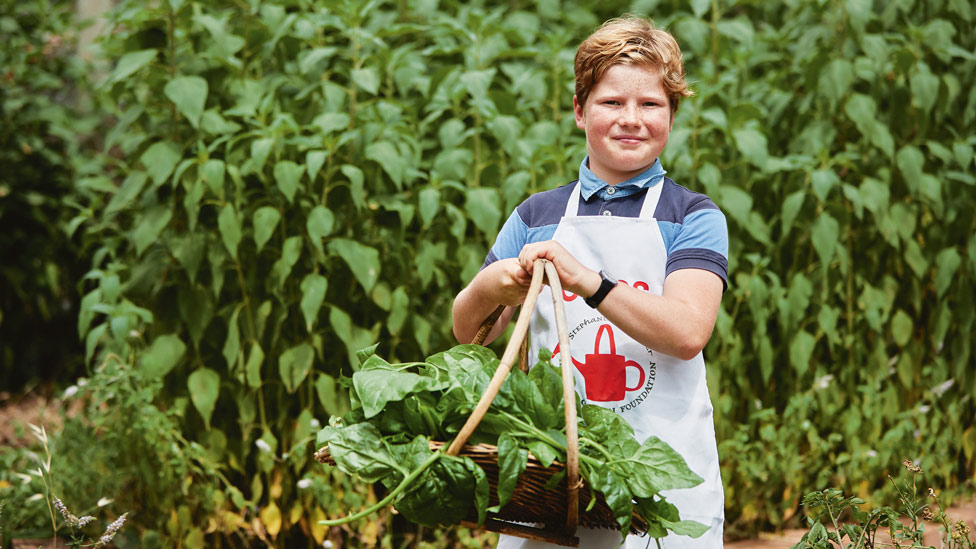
left=2, top=0, right=974, bottom=545
left=0, top=0, right=91, bottom=388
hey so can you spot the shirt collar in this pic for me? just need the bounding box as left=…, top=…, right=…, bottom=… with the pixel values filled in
left=578, top=157, right=667, bottom=201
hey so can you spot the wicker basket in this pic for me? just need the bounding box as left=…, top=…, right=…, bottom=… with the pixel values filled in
left=314, top=440, right=648, bottom=545
left=315, top=260, right=645, bottom=546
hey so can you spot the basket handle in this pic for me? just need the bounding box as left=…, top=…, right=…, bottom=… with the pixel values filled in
left=446, top=259, right=580, bottom=535
left=471, top=305, right=530, bottom=373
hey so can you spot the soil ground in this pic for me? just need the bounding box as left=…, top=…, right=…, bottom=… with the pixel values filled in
left=2, top=390, right=974, bottom=548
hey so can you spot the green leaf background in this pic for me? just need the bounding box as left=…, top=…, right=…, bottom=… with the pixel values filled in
left=17, top=0, right=973, bottom=544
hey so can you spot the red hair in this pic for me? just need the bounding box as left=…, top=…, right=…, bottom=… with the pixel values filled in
left=574, top=16, right=692, bottom=116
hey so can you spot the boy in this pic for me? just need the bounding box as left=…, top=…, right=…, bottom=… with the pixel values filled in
left=452, top=16, right=727, bottom=548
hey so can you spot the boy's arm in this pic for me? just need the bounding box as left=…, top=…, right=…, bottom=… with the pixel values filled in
left=451, top=258, right=531, bottom=344
left=518, top=241, right=722, bottom=360
left=598, top=268, right=722, bottom=360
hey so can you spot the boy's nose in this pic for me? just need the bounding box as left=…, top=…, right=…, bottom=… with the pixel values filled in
left=617, top=104, right=639, bottom=125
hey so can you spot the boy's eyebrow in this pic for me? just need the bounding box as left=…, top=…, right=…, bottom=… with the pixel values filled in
left=591, top=90, right=667, bottom=100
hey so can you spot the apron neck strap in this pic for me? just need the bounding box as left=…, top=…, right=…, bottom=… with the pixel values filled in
left=638, top=179, right=665, bottom=219
left=563, top=180, right=665, bottom=219
left=564, top=182, right=583, bottom=217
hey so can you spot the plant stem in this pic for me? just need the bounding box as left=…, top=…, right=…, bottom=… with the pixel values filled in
left=320, top=451, right=442, bottom=526
left=825, top=502, right=845, bottom=549
left=497, top=411, right=601, bottom=469
left=578, top=437, right=614, bottom=462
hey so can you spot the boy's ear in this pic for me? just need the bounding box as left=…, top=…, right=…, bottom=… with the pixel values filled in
left=573, top=95, right=586, bottom=130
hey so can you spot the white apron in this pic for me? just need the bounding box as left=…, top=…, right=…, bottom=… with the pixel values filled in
left=498, top=182, right=724, bottom=548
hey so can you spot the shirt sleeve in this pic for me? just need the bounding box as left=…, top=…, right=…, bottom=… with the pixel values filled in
left=665, top=208, right=729, bottom=290
left=482, top=209, right=528, bottom=268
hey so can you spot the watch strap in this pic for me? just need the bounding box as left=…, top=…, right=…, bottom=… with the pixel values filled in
left=584, top=270, right=617, bottom=308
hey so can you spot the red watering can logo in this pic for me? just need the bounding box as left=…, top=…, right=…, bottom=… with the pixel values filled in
left=554, top=324, right=645, bottom=402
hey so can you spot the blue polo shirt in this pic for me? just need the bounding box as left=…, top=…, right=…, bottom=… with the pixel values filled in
left=483, top=157, right=729, bottom=289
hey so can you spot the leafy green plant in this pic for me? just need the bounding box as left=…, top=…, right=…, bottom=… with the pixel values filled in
left=66, top=0, right=618, bottom=544
left=792, top=460, right=976, bottom=548
left=667, top=0, right=976, bottom=534
left=0, top=423, right=131, bottom=549
left=52, top=0, right=976, bottom=543
left=0, top=0, right=94, bottom=390
left=319, top=344, right=707, bottom=542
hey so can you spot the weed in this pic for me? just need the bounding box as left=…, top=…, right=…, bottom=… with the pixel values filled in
left=23, top=423, right=130, bottom=548
left=793, top=459, right=976, bottom=548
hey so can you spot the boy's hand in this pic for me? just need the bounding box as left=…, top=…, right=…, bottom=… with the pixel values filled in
left=518, top=241, right=602, bottom=299
left=485, top=258, right=532, bottom=306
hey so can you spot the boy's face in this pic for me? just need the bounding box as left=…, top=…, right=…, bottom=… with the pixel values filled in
left=574, top=63, right=673, bottom=185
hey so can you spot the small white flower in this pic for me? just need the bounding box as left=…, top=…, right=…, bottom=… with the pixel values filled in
left=310, top=418, right=321, bottom=429
left=95, top=512, right=127, bottom=547
left=297, top=479, right=313, bottom=490
left=932, top=379, right=954, bottom=396
left=754, top=399, right=762, bottom=410
left=97, top=497, right=114, bottom=507
left=918, top=405, right=931, bottom=414
left=77, top=378, right=88, bottom=387
left=255, top=439, right=272, bottom=453
left=814, top=374, right=834, bottom=390
left=63, top=385, right=79, bottom=398
left=128, top=329, right=140, bottom=339
left=322, top=540, right=334, bottom=548
left=77, top=515, right=95, bottom=527
left=865, top=450, right=878, bottom=458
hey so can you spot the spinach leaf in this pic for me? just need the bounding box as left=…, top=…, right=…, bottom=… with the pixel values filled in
left=660, top=517, right=710, bottom=538
left=501, top=366, right=558, bottom=430
left=378, top=400, right=409, bottom=438
left=397, top=454, right=485, bottom=527
left=402, top=393, right=443, bottom=438
left=462, top=455, right=490, bottom=526
left=526, top=439, right=559, bottom=468
left=352, top=355, right=448, bottom=418
left=318, top=423, right=406, bottom=482
left=392, top=435, right=435, bottom=470
left=354, top=343, right=380, bottom=368
left=589, top=463, right=634, bottom=535
left=581, top=404, right=634, bottom=443
left=491, top=432, right=527, bottom=511
left=426, top=344, right=498, bottom=377
left=528, top=361, right=565, bottom=420
left=614, top=436, right=703, bottom=497
left=635, top=497, right=709, bottom=539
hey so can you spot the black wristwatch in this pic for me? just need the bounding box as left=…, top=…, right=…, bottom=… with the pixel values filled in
left=584, top=270, right=618, bottom=308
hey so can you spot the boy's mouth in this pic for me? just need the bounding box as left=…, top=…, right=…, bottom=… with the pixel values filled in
left=613, top=135, right=644, bottom=144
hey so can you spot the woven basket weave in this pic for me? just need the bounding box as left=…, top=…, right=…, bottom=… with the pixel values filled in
left=315, top=260, right=645, bottom=546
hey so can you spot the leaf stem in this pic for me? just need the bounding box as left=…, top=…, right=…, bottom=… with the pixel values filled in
left=320, top=451, right=442, bottom=526
left=578, top=436, right=614, bottom=462
left=497, top=411, right=601, bottom=469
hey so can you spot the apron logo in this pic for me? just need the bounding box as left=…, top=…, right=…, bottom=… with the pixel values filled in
left=553, top=322, right=656, bottom=405
left=561, top=279, right=652, bottom=302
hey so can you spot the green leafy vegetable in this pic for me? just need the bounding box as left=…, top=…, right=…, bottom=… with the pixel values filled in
left=318, top=344, right=706, bottom=540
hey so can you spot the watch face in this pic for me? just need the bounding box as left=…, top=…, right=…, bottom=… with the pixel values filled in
left=600, top=270, right=617, bottom=285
